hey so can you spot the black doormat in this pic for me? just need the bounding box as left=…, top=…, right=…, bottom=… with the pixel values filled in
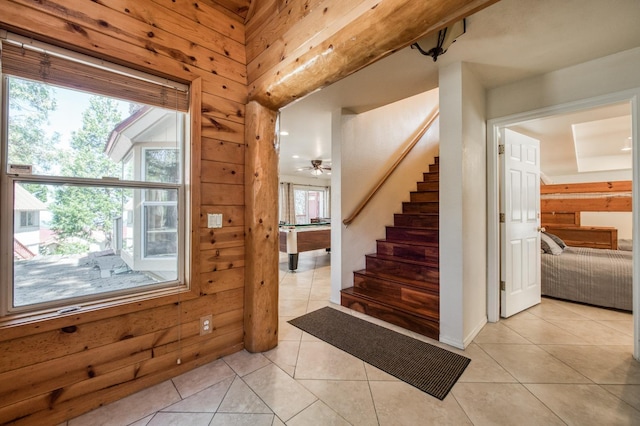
left=288, top=307, right=470, bottom=400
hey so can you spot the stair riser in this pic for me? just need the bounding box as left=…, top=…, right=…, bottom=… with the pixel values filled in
left=365, top=256, right=439, bottom=283
left=394, top=214, right=439, bottom=228
left=402, top=202, right=439, bottom=214
left=416, top=181, right=439, bottom=191
left=354, top=273, right=439, bottom=313
left=410, top=191, right=439, bottom=202
left=423, top=172, right=439, bottom=182
left=377, top=241, right=439, bottom=263
left=340, top=292, right=439, bottom=340
left=429, top=163, right=439, bottom=173
left=385, top=227, right=438, bottom=244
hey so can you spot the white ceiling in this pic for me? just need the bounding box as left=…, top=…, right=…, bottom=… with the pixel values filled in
left=278, top=0, right=640, bottom=181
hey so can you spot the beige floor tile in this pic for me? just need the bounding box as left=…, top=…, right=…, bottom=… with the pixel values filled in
left=223, top=349, right=272, bottom=377
left=294, top=340, right=367, bottom=380
left=263, top=340, right=300, bottom=377
left=299, top=380, right=379, bottom=426
left=301, top=331, right=324, bottom=342
left=526, top=383, right=640, bottom=425
left=68, top=381, right=181, bottom=426
left=457, top=343, right=517, bottom=383
left=500, top=310, right=538, bottom=322
left=210, top=413, right=275, bottom=426
left=479, top=343, right=591, bottom=383
left=243, top=364, right=317, bottom=421
left=272, top=416, right=286, bottom=426
left=369, top=381, right=472, bottom=425
left=279, top=285, right=312, bottom=300
left=364, top=363, right=400, bottom=381
left=501, top=317, right=588, bottom=344
left=162, top=376, right=233, bottom=413
left=541, top=345, right=640, bottom=384
left=171, top=359, right=236, bottom=398
left=602, top=384, right=640, bottom=411
left=309, top=282, right=331, bottom=301
left=287, top=400, right=351, bottom=426
left=279, top=316, right=303, bottom=341
left=146, top=412, right=214, bottom=426
left=552, top=300, right=632, bottom=321
left=526, top=300, right=591, bottom=321
left=473, top=323, right=531, bottom=344
left=279, top=273, right=314, bottom=289
left=217, top=376, right=273, bottom=414
left=129, top=414, right=154, bottom=426
left=279, top=298, right=309, bottom=317
left=548, top=319, right=634, bottom=345
left=306, top=299, right=331, bottom=312
left=598, top=319, right=634, bottom=336
left=452, top=383, right=564, bottom=426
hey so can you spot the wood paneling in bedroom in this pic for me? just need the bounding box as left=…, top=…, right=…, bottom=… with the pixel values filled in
left=0, top=0, right=246, bottom=423
left=541, top=197, right=632, bottom=212
left=541, top=180, right=632, bottom=212
left=541, top=181, right=632, bottom=194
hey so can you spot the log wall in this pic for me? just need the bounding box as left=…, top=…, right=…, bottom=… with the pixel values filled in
left=0, top=1, right=247, bottom=424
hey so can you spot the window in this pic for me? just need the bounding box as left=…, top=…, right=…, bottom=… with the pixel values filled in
left=19, top=211, right=36, bottom=228
left=1, top=35, right=190, bottom=314
left=293, top=186, right=330, bottom=224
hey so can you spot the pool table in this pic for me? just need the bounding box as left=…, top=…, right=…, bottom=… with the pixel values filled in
left=279, top=223, right=331, bottom=271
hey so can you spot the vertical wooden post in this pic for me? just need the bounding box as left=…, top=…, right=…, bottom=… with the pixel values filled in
left=244, top=101, right=279, bottom=352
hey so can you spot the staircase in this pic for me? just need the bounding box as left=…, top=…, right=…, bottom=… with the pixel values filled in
left=340, top=157, right=440, bottom=339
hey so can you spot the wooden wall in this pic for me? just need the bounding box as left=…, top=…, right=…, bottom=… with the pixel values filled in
left=0, top=1, right=247, bottom=423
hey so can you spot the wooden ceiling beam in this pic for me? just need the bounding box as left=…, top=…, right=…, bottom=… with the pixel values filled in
left=247, top=0, right=499, bottom=110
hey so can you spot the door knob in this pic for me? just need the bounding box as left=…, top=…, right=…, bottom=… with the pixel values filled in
left=538, top=226, right=546, bottom=232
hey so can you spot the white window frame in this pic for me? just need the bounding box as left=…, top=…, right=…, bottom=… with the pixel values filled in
left=0, top=35, right=191, bottom=316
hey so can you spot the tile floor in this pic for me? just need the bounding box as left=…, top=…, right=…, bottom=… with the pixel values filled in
left=65, top=249, right=640, bottom=425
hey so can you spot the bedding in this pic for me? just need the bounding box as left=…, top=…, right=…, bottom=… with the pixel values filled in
left=541, top=246, right=632, bottom=311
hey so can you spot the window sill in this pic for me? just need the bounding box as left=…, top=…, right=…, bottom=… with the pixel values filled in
left=0, top=284, right=198, bottom=342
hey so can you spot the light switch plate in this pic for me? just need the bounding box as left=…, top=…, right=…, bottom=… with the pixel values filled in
left=207, top=213, right=222, bottom=228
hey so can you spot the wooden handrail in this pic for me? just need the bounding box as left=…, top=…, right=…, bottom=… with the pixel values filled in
left=342, top=109, right=439, bottom=226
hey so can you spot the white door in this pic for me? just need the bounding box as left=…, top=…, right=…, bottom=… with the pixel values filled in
left=500, top=128, right=541, bottom=317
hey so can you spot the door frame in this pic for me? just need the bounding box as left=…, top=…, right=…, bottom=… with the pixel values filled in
left=486, top=89, right=640, bottom=358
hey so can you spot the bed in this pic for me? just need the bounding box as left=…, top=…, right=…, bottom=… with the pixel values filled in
left=541, top=233, right=632, bottom=311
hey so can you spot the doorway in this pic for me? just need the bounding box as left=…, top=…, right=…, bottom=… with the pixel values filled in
left=487, top=90, right=640, bottom=358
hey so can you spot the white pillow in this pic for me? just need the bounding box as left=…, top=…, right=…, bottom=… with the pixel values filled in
left=540, top=232, right=563, bottom=255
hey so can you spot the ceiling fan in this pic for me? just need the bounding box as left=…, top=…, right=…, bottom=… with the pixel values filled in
left=300, top=159, right=331, bottom=176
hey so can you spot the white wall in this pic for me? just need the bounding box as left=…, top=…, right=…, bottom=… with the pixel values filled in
left=439, top=62, right=488, bottom=349
left=337, top=89, right=440, bottom=299
left=487, top=47, right=640, bottom=119
left=330, top=108, right=344, bottom=304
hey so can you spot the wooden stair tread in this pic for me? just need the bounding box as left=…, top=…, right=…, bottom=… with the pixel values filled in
left=364, top=253, right=439, bottom=270
left=340, top=288, right=439, bottom=339
left=354, top=269, right=438, bottom=293
left=377, top=238, right=438, bottom=247
left=387, top=225, right=438, bottom=232
left=341, top=287, right=438, bottom=320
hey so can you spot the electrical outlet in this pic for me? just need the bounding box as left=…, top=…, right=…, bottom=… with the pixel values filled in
left=200, top=314, right=213, bottom=335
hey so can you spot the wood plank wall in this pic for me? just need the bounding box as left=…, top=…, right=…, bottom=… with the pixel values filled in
left=541, top=181, right=632, bottom=213
left=0, top=1, right=248, bottom=423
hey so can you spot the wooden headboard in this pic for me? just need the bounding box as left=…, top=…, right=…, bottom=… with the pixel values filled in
left=541, top=180, right=631, bottom=249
